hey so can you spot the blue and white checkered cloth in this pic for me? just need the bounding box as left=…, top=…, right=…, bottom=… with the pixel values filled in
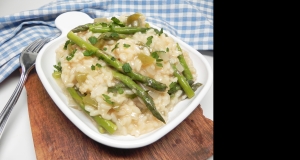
left=0, top=0, right=213, bottom=83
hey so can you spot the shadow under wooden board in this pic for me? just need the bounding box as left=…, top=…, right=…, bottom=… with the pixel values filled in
left=25, top=69, right=213, bottom=160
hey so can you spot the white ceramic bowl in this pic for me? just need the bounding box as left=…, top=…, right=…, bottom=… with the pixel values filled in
left=35, top=11, right=213, bottom=149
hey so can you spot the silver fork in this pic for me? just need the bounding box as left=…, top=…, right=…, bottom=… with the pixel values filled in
left=0, top=38, right=50, bottom=138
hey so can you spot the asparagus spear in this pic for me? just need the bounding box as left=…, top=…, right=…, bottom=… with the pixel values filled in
left=67, top=31, right=167, bottom=91
left=176, top=43, right=194, bottom=85
left=98, top=32, right=129, bottom=40
left=191, top=82, right=202, bottom=91
left=168, top=81, right=202, bottom=97
left=71, top=22, right=109, bottom=33
left=67, top=87, right=117, bottom=134
left=171, top=64, right=195, bottom=99
left=89, top=26, right=149, bottom=34
left=111, top=70, right=165, bottom=123
left=167, top=82, right=182, bottom=95
left=71, top=23, right=95, bottom=33
left=71, top=23, right=149, bottom=34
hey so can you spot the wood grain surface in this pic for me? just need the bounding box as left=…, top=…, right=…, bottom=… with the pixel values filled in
left=25, top=69, right=213, bottom=160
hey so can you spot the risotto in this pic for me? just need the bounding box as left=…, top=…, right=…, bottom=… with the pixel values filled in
left=53, top=13, right=201, bottom=137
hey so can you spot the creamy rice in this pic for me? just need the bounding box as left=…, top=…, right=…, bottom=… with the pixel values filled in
left=54, top=14, right=197, bottom=137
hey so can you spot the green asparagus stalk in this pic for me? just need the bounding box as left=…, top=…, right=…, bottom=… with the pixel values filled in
left=167, top=82, right=182, bottom=95
left=191, top=82, right=202, bottom=91
left=67, top=31, right=167, bottom=91
left=66, top=87, right=117, bottom=134
left=111, top=70, right=165, bottom=123
left=125, top=72, right=167, bottom=91
left=107, top=82, right=127, bottom=93
left=176, top=43, right=194, bottom=85
left=171, top=64, right=195, bottom=99
left=168, top=81, right=202, bottom=97
left=89, top=26, right=149, bottom=34
left=71, top=22, right=109, bottom=33
left=99, top=32, right=129, bottom=40
left=71, top=23, right=94, bottom=33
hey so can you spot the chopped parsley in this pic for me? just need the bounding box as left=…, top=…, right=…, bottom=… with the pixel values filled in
left=110, top=32, right=120, bottom=39
left=146, top=36, right=153, bottom=47
left=111, top=17, right=125, bottom=27
left=122, top=63, right=132, bottom=73
left=154, top=28, right=164, bottom=36
left=151, top=51, right=165, bottom=67
left=102, top=94, right=114, bottom=105
left=88, top=36, right=98, bottom=45
left=83, top=50, right=95, bottom=56
left=123, top=44, right=130, bottom=48
left=63, top=40, right=75, bottom=50
left=52, top=62, right=62, bottom=78
left=111, top=57, right=116, bottom=61
left=66, top=49, right=77, bottom=61
left=91, top=63, right=102, bottom=70
left=63, top=40, right=71, bottom=50
left=156, top=62, right=163, bottom=67
left=150, top=51, right=159, bottom=59
left=111, top=43, right=119, bottom=52
left=91, top=65, right=96, bottom=70
left=53, top=61, right=62, bottom=73
left=99, top=22, right=108, bottom=27
left=117, top=88, right=124, bottom=94
left=96, top=63, right=102, bottom=68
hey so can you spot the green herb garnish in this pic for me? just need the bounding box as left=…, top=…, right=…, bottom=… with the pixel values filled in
left=88, top=36, right=98, bottom=45
left=154, top=28, right=163, bottom=36
left=83, top=50, right=95, bottom=56
left=122, top=63, right=132, bottom=73
left=146, top=36, right=153, bottom=47
left=111, top=17, right=125, bottom=27
left=91, top=65, right=95, bottom=70
left=123, top=44, right=130, bottom=48
left=66, top=49, right=77, bottom=61
left=96, top=63, right=102, bottom=68
left=52, top=61, right=62, bottom=78
left=63, top=40, right=71, bottom=50
left=53, top=61, right=62, bottom=72
left=111, top=43, right=119, bottom=52
left=102, top=94, right=114, bottom=105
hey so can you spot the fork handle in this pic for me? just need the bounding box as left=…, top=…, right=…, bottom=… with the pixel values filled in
left=0, top=72, right=28, bottom=138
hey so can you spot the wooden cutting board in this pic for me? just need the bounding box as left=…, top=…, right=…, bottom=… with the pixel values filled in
left=25, top=69, right=213, bottom=160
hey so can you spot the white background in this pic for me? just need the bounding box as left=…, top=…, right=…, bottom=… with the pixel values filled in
left=0, top=1, right=213, bottom=159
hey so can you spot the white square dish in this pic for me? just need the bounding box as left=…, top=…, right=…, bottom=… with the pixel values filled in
left=35, top=11, right=213, bottom=149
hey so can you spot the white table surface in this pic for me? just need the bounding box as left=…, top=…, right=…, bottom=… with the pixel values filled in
left=0, top=1, right=213, bottom=159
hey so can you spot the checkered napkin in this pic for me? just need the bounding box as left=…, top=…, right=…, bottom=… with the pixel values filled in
left=0, top=0, right=213, bottom=83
